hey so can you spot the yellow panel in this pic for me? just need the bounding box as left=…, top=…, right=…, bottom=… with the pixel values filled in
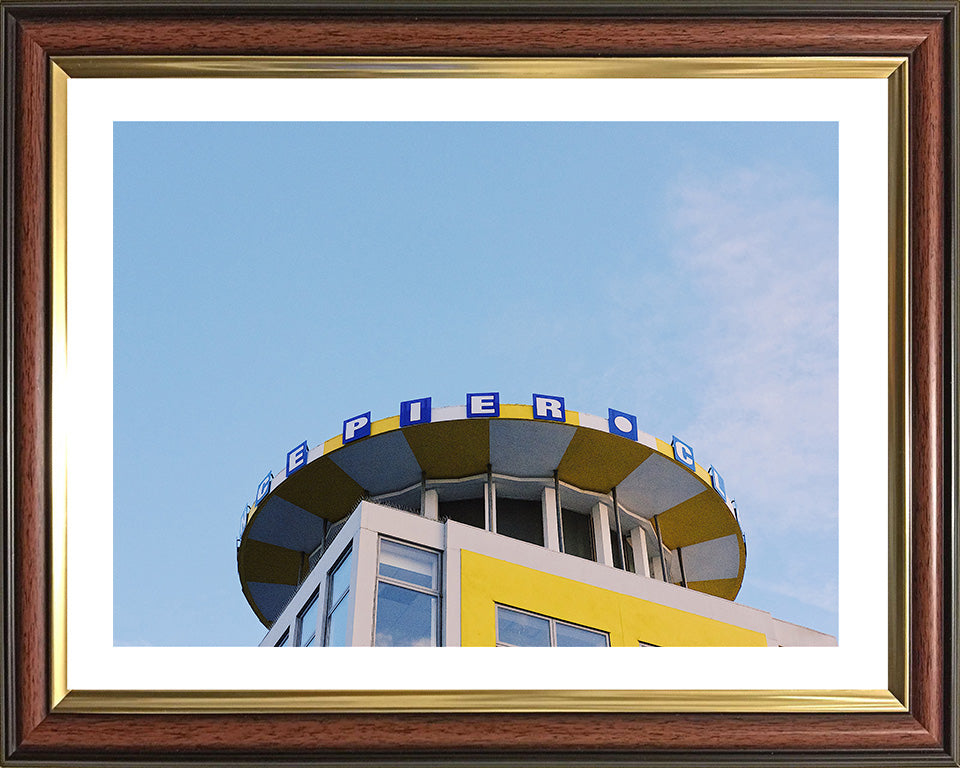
left=275, top=456, right=365, bottom=521
left=498, top=403, right=533, bottom=420
left=238, top=539, right=302, bottom=585
left=556, top=428, right=652, bottom=493
left=565, top=410, right=580, bottom=426
left=460, top=551, right=765, bottom=647
left=693, top=463, right=711, bottom=484
left=402, top=419, right=489, bottom=478
left=655, top=438, right=673, bottom=456
left=320, top=415, right=400, bottom=455
left=371, top=415, right=401, bottom=435
left=687, top=578, right=742, bottom=601
left=655, top=491, right=740, bottom=550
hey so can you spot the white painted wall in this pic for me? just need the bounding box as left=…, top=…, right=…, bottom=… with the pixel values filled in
left=260, top=501, right=835, bottom=649
left=541, top=486, right=561, bottom=553
left=591, top=502, right=614, bottom=566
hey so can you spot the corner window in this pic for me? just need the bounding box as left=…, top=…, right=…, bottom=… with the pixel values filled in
left=295, top=592, right=319, bottom=647
left=323, top=549, right=352, bottom=646
left=374, top=539, right=441, bottom=646
left=275, top=629, right=290, bottom=647
left=495, top=605, right=609, bottom=647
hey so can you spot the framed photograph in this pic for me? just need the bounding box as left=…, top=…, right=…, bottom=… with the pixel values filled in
left=2, top=2, right=957, bottom=765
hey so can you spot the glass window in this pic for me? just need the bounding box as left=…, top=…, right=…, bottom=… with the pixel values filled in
left=375, top=539, right=441, bottom=647
left=296, top=592, right=319, bottom=647
left=439, top=498, right=485, bottom=529
left=496, top=605, right=609, bottom=647
left=496, top=606, right=551, bottom=646
left=496, top=497, right=544, bottom=546
left=275, top=629, right=289, bottom=647
left=323, top=549, right=352, bottom=647
left=561, top=508, right=594, bottom=561
left=375, top=583, right=438, bottom=646
left=379, top=539, right=438, bottom=589
left=610, top=530, right=635, bottom=572
left=555, top=621, right=608, bottom=647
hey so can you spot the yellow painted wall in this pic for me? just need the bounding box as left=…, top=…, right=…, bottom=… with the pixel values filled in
left=460, top=550, right=766, bottom=647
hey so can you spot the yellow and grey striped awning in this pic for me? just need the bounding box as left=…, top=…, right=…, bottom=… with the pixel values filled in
left=237, top=404, right=745, bottom=626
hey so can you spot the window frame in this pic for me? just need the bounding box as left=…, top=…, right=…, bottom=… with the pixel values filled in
left=373, top=537, right=442, bottom=647
left=494, top=604, right=610, bottom=647
left=294, top=590, right=319, bottom=647
left=322, top=546, right=353, bottom=647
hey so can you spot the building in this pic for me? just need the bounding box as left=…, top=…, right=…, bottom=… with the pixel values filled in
left=236, top=393, right=835, bottom=648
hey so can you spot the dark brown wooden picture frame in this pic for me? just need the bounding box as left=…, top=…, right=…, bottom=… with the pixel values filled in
left=2, top=2, right=957, bottom=765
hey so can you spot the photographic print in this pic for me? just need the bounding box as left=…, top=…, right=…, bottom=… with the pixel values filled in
left=112, top=119, right=840, bottom=652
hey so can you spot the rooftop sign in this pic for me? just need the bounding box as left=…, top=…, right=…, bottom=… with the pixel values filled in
left=252, top=391, right=729, bottom=507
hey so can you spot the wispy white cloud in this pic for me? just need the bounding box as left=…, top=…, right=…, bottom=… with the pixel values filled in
left=760, top=574, right=840, bottom=615
left=603, top=162, right=840, bottom=628
left=667, top=166, right=839, bottom=540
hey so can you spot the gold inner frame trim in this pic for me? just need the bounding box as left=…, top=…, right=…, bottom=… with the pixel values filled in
left=48, top=55, right=910, bottom=715
left=50, top=61, right=69, bottom=711
left=52, top=55, right=905, bottom=79
left=56, top=688, right=905, bottom=715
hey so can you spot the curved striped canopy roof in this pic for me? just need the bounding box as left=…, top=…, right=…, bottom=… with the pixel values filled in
left=237, top=404, right=745, bottom=626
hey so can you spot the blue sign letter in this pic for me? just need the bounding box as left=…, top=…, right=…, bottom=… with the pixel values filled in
left=672, top=437, right=696, bottom=471
left=533, top=394, right=565, bottom=422
left=255, top=472, right=273, bottom=504
left=286, top=441, right=309, bottom=476
left=400, top=397, right=432, bottom=427
left=467, top=392, right=499, bottom=418
left=608, top=409, right=638, bottom=440
left=343, top=412, right=371, bottom=443
left=709, top=466, right=727, bottom=500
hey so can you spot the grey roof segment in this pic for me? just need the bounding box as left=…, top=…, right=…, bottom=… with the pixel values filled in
left=245, top=494, right=328, bottom=552
left=329, top=430, right=423, bottom=494
left=615, top=452, right=706, bottom=518
left=490, top=419, right=576, bottom=476
left=247, top=581, right=297, bottom=625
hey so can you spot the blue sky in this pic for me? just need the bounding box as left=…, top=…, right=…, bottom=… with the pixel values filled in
left=113, top=121, right=838, bottom=646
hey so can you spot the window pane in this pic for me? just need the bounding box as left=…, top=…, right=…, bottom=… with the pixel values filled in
left=623, top=534, right=635, bottom=573
left=439, top=498, right=485, bottom=529
left=555, top=621, right=609, bottom=647
left=561, top=508, right=594, bottom=561
left=297, top=593, right=319, bottom=647
left=610, top=530, right=635, bottom=573
left=375, top=583, right=438, bottom=646
left=496, top=497, right=544, bottom=546
left=496, top=606, right=550, bottom=646
left=378, top=540, right=438, bottom=590
left=324, top=596, right=350, bottom=646
left=329, top=549, right=352, bottom=603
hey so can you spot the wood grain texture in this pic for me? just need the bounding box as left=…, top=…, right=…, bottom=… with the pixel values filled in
left=16, top=16, right=942, bottom=56
left=13, top=712, right=941, bottom=755
left=3, top=5, right=955, bottom=764
left=13, top=20, right=50, bottom=750
left=908, top=15, right=946, bottom=748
